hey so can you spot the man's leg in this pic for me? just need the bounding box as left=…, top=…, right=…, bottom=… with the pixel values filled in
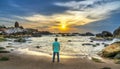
left=52, top=52, right=56, bottom=62
left=57, top=52, right=60, bottom=62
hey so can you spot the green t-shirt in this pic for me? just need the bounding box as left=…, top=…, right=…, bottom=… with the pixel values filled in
left=53, top=41, right=60, bottom=52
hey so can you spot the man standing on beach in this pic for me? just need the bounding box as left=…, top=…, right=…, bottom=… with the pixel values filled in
left=52, top=38, right=60, bottom=62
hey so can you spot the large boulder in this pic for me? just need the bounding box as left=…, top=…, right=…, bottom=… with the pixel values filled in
left=101, top=31, right=113, bottom=37
left=113, top=26, right=120, bottom=37
left=102, top=42, right=120, bottom=58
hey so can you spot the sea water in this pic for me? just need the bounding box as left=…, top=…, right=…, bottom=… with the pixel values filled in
left=0, top=36, right=116, bottom=58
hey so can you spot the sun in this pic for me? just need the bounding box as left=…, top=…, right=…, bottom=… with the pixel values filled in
left=61, top=25, right=66, bottom=29
left=60, top=24, right=67, bottom=31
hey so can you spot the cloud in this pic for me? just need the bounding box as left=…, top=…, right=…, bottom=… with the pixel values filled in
left=14, top=0, right=120, bottom=33
left=54, top=0, right=120, bottom=25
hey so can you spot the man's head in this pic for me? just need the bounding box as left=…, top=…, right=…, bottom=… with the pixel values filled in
left=55, top=38, right=58, bottom=41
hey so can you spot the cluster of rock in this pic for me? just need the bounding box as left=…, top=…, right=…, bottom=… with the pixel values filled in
left=56, top=32, right=94, bottom=37
left=0, top=21, right=24, bottom=35
left=0, top=21, right=52, bottom=37
left=96, top=31, right=113, bottom=38
left=94, top=26, right=120, bottom=38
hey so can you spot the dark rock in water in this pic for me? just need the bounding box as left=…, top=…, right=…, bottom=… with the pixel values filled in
left=114, top=53, right=120, bottom=59
left=11, top=49, right=14, bottom=51
left=36, top=46, right=41, bottom=48
left=0, top=57, right=9, bottom=61
left=6, top=46, right=12, bottom=48
left=0, top=47, right=5, bottom=50
left=32, top=33, right=42, bottom=37
left=0, top=51, right=10, bottom=53
left=90, top=41, right=93, bottom=42
left=102, top=43, right=105, bottom=45
left=90, top=37, right=106, bottom=41
left=82, top=43, right=93, bottom=46
left=93, top=45, right=96, bottom=47
left=104, top=44, right=109, bottom=47
left=14, top=38, right=26, bottom=42
left=68, top=40, right=72, bottom=42
left=8, top=43, right=12, bottom=45
left=28, top=42, right=32, bottom=43
left=101, top=67, right=111, bottom=69
left=113, top=26, right=120, bottom=37
left=96, top=43, right=100, bottom=45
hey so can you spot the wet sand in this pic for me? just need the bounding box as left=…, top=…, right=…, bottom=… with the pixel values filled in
left=0, top=53, right=120, bottom=69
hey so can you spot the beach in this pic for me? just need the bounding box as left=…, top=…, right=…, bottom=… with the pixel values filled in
left=0, top=36, right=120, bottom=69
left=0, top=53, right=120, bottom=69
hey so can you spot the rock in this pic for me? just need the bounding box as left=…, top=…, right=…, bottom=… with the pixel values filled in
left=96, top=33, right=103, bottom=37
left=6, top=46, right=12, bottom=48
left=113, top=26, right=120, bottom=37
left=96, top=31, right=113, bottom=38
left=102, top=43, right=105, bottom=45
left=0, top=47, right=5, bottom=50
left=102, top=31, right=113, bottom=37
left=114, top=53, right=120, bottom=59
left=115, top=60, right=120, bottom=64
left=0, top=57, right=9, bottom=61
left=102, top=42, right=120, bottom=58
left=104, top=44, right=109, bottom=47
left=11, top=49, right=14, bottom=51
left=36, top=46, right=41, bottom=48
left=101, top=67, right=111, bottom=69
left=90, top=41, right=93, bottom=42
left=82, top=43, right=93, bottom=46
left=85, top=32, right=94, bottom=36
left=8, top=43, right=12, bottom=45
left=32, top=33, right=42, bottom=37
left=68, top=40, right=72, bottom=42
left=96, top=43, right=100, bottom=45
left=0, top=51, right=10, bottom=53
left=14, top=38, right=26, bottom=42
left=0, top=37, right=6, bottom=42
left=90, top=37, right=105, bottom=41
left=92, top=45, right=97, bottom=47
left=15, top=21, right=19, bottom=28
left=92, top=57, right=103, bottom=63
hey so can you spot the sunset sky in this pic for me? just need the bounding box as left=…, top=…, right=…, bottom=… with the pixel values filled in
left=0, top=0, right=120, bottom=33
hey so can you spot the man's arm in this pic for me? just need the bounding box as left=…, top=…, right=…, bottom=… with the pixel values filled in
left=59, top=43, right=60, bottom=51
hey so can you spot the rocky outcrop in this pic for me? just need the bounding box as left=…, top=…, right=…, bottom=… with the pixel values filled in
left=113, top=26, right=120, bottom=37
left=15, top=21, right=19, bottom=28
left=102, top=42, right=120, bottom=58
left=96, top=31, right=113, bottom=37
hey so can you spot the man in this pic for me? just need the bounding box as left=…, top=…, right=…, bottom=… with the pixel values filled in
left=52, top=38, right=60, bottom=62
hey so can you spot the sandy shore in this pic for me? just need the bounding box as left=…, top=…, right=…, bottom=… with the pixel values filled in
left=0, top=53, right=120, bottom=69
